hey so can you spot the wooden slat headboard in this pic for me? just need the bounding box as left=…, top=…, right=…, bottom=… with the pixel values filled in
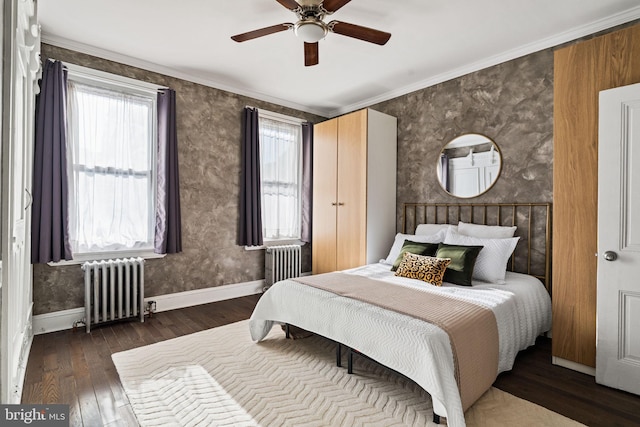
left=402, top=203, right=552, bottom=293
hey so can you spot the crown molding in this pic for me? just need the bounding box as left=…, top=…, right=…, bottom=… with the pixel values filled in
left=327, top=5, right=640, bottom=117
left=42, top=5, right=640, bottom=119
left=40, top=34, right=330, bottom=118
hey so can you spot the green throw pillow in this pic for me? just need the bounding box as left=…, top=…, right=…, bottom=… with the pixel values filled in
left=436, top=243, right=484, bottom=286
left=392, top=240, right=440, bottom=271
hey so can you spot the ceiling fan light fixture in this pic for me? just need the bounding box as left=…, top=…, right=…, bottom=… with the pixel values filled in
left=294, top=20, right=327, bottom=43
left=230, top=0, right=390, bottom=66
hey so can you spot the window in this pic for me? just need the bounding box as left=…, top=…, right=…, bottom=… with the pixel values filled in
left=258, top=111, right=303, bottom=242
left=65, top=64, right=162, bottom=258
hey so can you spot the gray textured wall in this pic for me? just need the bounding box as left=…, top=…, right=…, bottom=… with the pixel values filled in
left=34, top=44, right=324, bottom=315
left=368, top=49, right=554, bottom=280
left=369, top=48, right=554, bottom=216
left=34, top=44, right=554, bottom=315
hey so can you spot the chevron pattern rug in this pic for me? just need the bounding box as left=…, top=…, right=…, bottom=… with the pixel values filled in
left=112, top=320, right=582, bottom=426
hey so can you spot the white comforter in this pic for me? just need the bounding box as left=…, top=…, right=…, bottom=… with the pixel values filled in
left=249, top=263, right=552, bottom=427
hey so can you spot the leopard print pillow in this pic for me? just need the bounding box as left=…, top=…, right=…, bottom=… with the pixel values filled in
left=394, top=252, right=451, bottom=286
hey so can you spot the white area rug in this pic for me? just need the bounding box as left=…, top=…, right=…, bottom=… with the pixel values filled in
left=112, top=320, right=583, bottom=426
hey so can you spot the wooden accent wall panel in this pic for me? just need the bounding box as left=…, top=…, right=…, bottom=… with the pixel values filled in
left=552, top=24, right=640, bottom=368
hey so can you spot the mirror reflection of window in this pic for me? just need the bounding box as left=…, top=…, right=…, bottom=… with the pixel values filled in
left=436, top=134, right=502, bottom=198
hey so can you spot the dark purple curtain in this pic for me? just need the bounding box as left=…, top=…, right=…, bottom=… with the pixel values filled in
left=31, top=60, right=73, bottom=263
left=301, top=122, right=313, bottom=243
left=238, top=107, right=263, bottom=246
left=154, top=89, right=182, bottom=254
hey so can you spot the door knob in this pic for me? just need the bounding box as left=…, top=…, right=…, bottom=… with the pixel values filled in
left=603, top=251, right=618, bottom=261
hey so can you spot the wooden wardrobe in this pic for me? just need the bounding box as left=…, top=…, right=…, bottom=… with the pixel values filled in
left=552, top=23, right=640, bottom=373
left=312, top=108, right=397, bottom=274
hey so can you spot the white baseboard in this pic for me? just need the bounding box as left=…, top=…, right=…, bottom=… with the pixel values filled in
left=32, top=279, right=264, bottom=335
left=148, top=280, right=264, bottom=313
left=552, top=356, right=596, bottom=376
left=32, top=307, right=85, bottom=335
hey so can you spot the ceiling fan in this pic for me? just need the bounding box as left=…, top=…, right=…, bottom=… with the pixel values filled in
left=230, top=0, right=391, bottom=67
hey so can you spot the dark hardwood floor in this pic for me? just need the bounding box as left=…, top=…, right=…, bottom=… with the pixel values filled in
left=22, top=294, right=640, bottom=426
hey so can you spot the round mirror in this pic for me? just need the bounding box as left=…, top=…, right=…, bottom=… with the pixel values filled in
left=437, top=133, right=502, bottom=198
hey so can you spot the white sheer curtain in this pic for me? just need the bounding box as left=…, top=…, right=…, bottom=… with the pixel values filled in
left=259, top=117, right=302, bottom=240
left=66, top=81, right=155, bottom=253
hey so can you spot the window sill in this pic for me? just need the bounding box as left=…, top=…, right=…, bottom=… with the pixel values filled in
left=47, top=250, right=166, bottom=267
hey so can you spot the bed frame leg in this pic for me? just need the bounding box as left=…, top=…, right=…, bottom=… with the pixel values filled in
left=285, top=323, right=290, bottom=339
left=347, top=347, right=353, bottom=374
left=336, top=343, right=342, bottom=367
left=433, top=413, right=441, bottom=424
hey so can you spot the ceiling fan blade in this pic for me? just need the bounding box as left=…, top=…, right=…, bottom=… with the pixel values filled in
left=231, top=24, right=292, bottom=42
left=322, top=0, right=352, bottom=13
left=304, top=42, right=319, bottom=66
left=275, top=0, right=300, bottom=10
left=329, top=21, right=391, bottom=45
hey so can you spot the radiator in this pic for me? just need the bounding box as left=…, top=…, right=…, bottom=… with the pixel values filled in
left=265, top=245, right=302, bottom=289
left=82, top=257, right=145, bottom=333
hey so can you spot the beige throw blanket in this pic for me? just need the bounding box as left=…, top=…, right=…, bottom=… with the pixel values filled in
left=292, top=272, right=499, bottom=411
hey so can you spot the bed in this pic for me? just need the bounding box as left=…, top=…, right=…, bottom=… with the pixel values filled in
left=249, top=203, right=552, bottom=427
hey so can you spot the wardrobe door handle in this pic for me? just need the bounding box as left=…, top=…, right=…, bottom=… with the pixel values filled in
left=331, top=202, right=337, bottom=206
left=337, top=202, right=345, bottom=206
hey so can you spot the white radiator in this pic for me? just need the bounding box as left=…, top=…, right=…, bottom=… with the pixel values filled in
left=265, top=245, right=302, bottom=289
left=82, top=257, right=145, bottom=333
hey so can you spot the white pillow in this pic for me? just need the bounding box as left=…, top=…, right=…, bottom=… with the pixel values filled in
left=444, top=229, right=519, bottom=284
left=415, top=223, right=457, bottom=235
left=457, top=221, right=517, bottom=239
left=383, top=230, right=446, bottom=265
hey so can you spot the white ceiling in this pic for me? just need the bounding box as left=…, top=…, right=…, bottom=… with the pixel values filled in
left=39, top=0, right=640, bottom=117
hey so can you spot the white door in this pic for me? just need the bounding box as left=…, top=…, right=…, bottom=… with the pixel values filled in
left=1, top=0, right=39, bottom=403
left=449, top=160, right=480, bottom=198
left=597, top=82, right=640, bottom=395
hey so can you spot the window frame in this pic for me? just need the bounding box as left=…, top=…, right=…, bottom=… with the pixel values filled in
left=49, top=63, right=166, bottom=265
left=253, top=109, right=305, bottom=248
